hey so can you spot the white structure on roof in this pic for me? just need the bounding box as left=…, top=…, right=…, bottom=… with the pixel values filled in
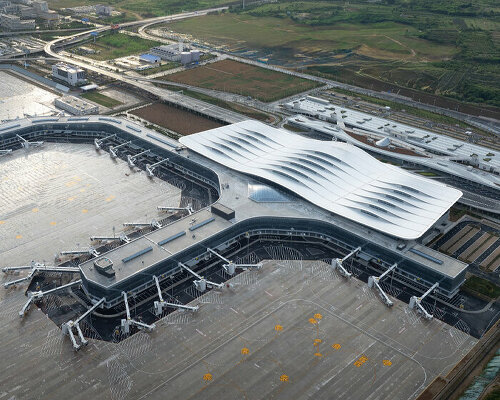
left=286, top=115, right=500, bottom=194
left=180, top=120, right=462, bottom=240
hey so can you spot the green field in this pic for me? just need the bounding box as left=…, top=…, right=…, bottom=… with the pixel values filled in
left=49, top=0, right=228, bottom=19
left=81, top=91, right=123, bottom=108
left=170, top=15, right=456, bottom=61
left=167, top=1, right=500, bottom=108
left=463, top=276, right=500, bottom=299
left=138, top=62, right=179, bottom=76
left=74, top=33, right=161, bottom=60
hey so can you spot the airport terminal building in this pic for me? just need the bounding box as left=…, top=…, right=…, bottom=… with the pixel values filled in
left=0, top=116, right=469, bottom=313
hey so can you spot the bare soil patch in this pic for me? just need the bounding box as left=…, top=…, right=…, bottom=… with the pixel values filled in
left=130, top=103, right=224, bottom=135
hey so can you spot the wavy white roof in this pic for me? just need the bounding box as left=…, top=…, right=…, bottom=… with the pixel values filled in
left=180, top=120, right=462, bottom=239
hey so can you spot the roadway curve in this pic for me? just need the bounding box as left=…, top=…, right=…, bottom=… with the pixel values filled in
left=44, top=7, right=228, bottom=82
left=43, top=7, right=248, bottom=124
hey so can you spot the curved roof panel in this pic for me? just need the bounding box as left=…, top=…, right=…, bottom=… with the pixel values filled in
left=180, top=120, right=462, bottom=239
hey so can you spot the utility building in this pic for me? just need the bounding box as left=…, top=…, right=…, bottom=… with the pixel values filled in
left=52, top=63, right=86, bottom=86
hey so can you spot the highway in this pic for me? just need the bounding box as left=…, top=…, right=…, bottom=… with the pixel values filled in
left=0, top=27, right=91, bottom=37
left=0, top=5, right=495, bottom=134
left=42, top=7, right=248, bottom=124
left=139, top=22, right=500, bottom=135
left=36, top=7, right=499, bottom=134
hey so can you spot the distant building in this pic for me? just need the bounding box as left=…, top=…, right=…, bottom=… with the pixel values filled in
left=64, top=5, right=95, bottom=16
left=0, top=1, right=20, bottom=14
left=79, top=46, right=96, bottom=55
left=39, top=10, right=60, bottom=23
left=95, top=4, right=113, bottom=16
left=0, top=13, right=35, bottom=30
left=55, top=95, right=99, bottom=115
left=32, top=0, right=48, bottom=13
left=80, top=83, right=98, bottom=92
left=19, top=5, right=36, bottom=18
left=150, top=44, right=181, bottom=61
left=17, top=1, right=59, bottom=23
left=139, top=53, right=160, bottom=64
left=52, top=63, right=87, bottom=86
left=150, top=43, right=201, bottom=64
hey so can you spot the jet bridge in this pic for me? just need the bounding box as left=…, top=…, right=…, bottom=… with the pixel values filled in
left=157, top=204, right=194, bottom=215
left=90, top=234, right=130, bottom=243
left=109, top=141, right=131, bottom=159
left=16, top=134, right=43, bottom=149
left=127, top=149, right=150, bottom=168
left=368, top=263, right=397, bottom=307
left=153, top=275, right=199, bottom=316
left=60, top=247, right=99, bottom=257
left=123, top=219, right=162, bottom=229
left=94, top=134, right=115, bottom=150
left=409, top=283, right=439, bottom=320
left=3, top=262, right=79, bottom=288
left=206, top=247, right=263, bottom=276
left=178, top=262, right=224, bottom=292
left=19, top=279, right=82, bottom=318
left=146, top=159, right=168, bottom=177
left=62, top=297, right=105, bottom=350
left=120, top=291, right=156, bottom=334
left=331, top=247, right=361, bottom=278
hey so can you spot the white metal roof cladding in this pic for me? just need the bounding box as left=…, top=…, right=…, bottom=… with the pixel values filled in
left=180, top=120, right=462, bottom=240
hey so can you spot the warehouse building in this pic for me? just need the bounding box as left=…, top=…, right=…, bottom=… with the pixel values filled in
left=139, top=53, right=160, bottom=64
left=149, top=43, right=200, bottom=64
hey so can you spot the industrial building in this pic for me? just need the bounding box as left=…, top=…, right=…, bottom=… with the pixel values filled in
left=95, top=4, right=113, bottom=16
left=2, top=0, right=59, bottom=24
left=51, top=62, right=86, bottom=86
left=150, top=43, right=200, bottom=64
left=139, top=53, right=160, bottom=64
left=55, top=95, right=99, bottom=115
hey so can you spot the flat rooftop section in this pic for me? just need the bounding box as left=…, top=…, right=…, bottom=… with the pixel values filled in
left=0, top=259, right=477, bottom=399
left=404, top=244, right=468, bottom=278
left=80, top=209, right=232, bottom=287
left=56, top=95, right=98, bottom=110
left=54, top=62, right=84, bottom=74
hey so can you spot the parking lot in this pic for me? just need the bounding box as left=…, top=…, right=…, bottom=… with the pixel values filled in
left=432, top=219, right=500, bottom=272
